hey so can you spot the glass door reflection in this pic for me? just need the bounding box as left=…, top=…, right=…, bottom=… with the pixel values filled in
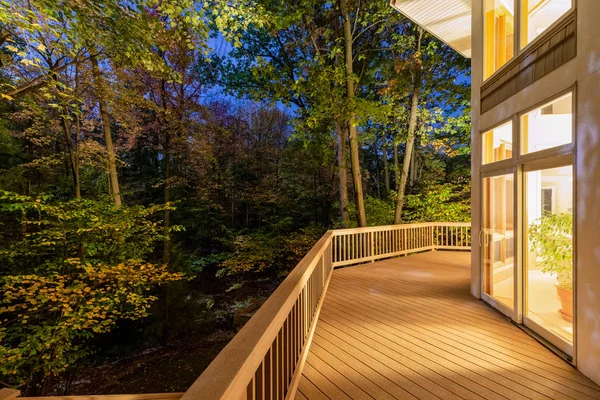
left=524, top=165, right=573, bottom=352
left=483, top=173, right=515, bottom=311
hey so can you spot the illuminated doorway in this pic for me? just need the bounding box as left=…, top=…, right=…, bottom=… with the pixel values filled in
left=482, top=172, right=516, bottom=317
left=524, top=164, right=573, bottom=355
left=480, top=91, right=574, bottom=358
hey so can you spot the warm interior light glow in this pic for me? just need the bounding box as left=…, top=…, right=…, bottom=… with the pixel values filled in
left=521, top=93, right=572, bottom=155
left=525, top=165, right=573, bottom=344
left=484, top=0, right=515, bottom=79
left=482, top=121, right=513, bottom=164
left=483, top=173, right=515, bottom=309
left=521, top=0, right=571, bottom=48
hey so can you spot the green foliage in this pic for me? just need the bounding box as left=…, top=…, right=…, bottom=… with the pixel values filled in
left=528, top=210, right=573, bottom=290
left=217, top=227, right=323, bottom=277
left=0, top=191, right=182, bottom=273
left=403, top=183, right=471, bottom=223
left=342, top=196, right=395, bottom=228
left=0, top=192, right=184, bottom=387
left=0, top=0, right=474, bottom=392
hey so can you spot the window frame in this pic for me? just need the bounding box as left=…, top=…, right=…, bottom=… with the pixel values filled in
left=519, top=91, right=574, bottom=158
left=519, top=0, right=576, bottom=51
left=517, top=88, right=576, bottom=164
left=478, top=86, right=578, bottom=361
left=481, top=118, right=516, bottom=167
left=483, top=0, right=517, bottom=80
left=482, top=0, right=576, bottom=83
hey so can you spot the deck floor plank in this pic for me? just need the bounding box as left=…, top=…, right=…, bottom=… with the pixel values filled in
left=294, top=251, right=600, bottom=400
left=326, top=279, right=596, bottom=389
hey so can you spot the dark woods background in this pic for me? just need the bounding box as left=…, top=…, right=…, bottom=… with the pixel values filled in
left=0, top=0, right=470, bottom=394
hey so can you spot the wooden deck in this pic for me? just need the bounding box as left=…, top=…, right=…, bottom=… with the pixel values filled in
left=294, top=251, right=600, bottom=400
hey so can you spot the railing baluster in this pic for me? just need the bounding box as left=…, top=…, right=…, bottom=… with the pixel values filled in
left=184, top=225, right=472, bottom=400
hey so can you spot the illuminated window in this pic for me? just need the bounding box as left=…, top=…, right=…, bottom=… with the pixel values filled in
left=484, top=0, right=515, bottom=79
left=525, top=165, right=573, bottom=344
left=483, top=173, right=515, bottom=310
left=521, top=0, right=572, bottom=48
left=482, top=121, right=513, bottom=164
left=521, top=92, right=572, bottom=155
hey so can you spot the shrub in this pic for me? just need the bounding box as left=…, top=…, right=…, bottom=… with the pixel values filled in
left=217, top=227, right=323, bottom=277
left=403, top=183, right=470, bottom=223
left=0, top=192, right=184, bottom=389
left=528, top=210, right=573, bottom=290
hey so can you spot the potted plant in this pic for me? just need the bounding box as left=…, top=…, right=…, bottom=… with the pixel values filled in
left=528, top=210, right=573, bottom=322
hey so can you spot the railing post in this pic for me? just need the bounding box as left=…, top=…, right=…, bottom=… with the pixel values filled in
left=370, top=231, right=375, bottom=262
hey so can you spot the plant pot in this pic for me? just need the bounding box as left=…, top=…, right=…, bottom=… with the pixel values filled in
left=555, top=284, right=573, bottom=323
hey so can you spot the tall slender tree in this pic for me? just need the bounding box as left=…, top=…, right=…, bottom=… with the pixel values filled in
left=394, top=26, right=423, bottom=223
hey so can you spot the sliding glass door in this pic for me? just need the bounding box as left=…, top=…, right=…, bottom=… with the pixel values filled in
left=524, top=164, right=574, bottom=355
left=482, top=172, right=516, bottom=316
left=480, top=91, right=574, bottom=357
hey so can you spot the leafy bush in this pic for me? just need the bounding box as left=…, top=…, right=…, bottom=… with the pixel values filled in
left=403, top=183, right=470, bottom=223
left=0, top=192, right=184, bottom=389
left=529, top=210, right=573, bottom=290
left=217, top=227, right=323, bottom=277
left=340, top=196, right=395, bottom=228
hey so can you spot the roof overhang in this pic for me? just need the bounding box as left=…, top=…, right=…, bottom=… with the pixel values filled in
left=390, top=0, right=472, bottom=58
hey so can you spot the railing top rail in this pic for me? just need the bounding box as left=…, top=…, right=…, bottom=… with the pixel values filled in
left=17, top=395, right=184, bottom=400
left=332, top=222, right=470, bottom=235
left=181, top=231, right=333, bottom=400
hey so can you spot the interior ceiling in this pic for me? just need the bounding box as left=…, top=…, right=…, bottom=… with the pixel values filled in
left=390, top=0, right=472, bottom=58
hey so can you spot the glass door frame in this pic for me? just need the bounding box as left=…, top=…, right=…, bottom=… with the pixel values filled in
left=478, top=86, right=577, bottom=362
left=520, top=154, right=576, bottom=358
left=480, top=166, right=521, bottom=322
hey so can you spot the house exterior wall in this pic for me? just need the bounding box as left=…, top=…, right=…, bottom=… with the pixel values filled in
left=574, top=0, right=600, bottom=383
left=472, top=0, right=600, bottom=385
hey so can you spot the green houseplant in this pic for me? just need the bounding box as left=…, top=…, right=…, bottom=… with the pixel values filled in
left=528, top=209, right=573, bottom=322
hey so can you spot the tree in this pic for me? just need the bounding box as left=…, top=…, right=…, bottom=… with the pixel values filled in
left=394, top=26, right=423, bottom=223
left=0, top=192, right=183, bottom=391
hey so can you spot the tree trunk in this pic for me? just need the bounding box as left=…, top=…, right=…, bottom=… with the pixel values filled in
left=90, top=54, right=122, bottom=207
left=60, top=112, right=81, bottom=199
left=51, top=71, right=81, bottom=199
left=394, top=27, right=424, bottom=224
left=382, top=132, right=390, bottom=195
left=335, top=120, right=350, bottom=227
left=374, top=141, right=381, bottom=199
left=393, top=140, right=399, bottom=190
left=340, top=0, right=367, bottom=227
left=410, top=141, right=418, bottom=186
left=159, top=79, right=171, bottom=264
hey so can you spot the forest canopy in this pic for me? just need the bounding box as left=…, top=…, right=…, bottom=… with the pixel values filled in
left=0, top=0, right=470, bottom=394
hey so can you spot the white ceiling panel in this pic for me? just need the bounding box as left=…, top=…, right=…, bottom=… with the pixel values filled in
left=390, top=0, right=472, bottom=58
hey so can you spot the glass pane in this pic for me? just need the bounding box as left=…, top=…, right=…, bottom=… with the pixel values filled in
left=482, top=121, right=513, bottom=165
left=521, top=0, right=571, bottom=48
left=521, top=93, right=572, bottom=155
left=483, top=174, right=515, bottom=309
left=525, top=165, right=573, bottom=344
left=484, top=0, right=515, bottom=79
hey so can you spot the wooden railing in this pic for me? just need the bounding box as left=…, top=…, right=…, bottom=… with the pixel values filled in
left=181, top=231, right=334, bottom=400
left=332, top=222, right=471, bottom=267
left=183, top=222, right=470, bottom=400
left=0, top=390, right=184, bottom=400
left=3, top=223, right=470, bottom=400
